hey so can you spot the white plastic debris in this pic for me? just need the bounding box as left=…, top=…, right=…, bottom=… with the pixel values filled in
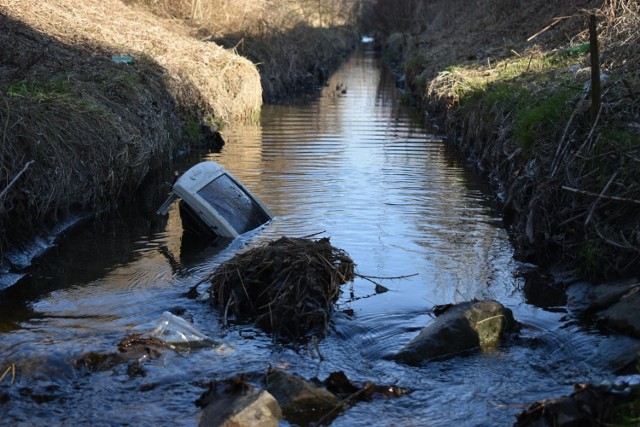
left=151, top=311, right=218, bottom=349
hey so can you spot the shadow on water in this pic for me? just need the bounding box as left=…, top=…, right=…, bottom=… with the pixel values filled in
left=1, top=41, right=639, bottom=426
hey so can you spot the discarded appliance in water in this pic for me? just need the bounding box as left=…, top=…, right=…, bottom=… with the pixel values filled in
left=157, top=161, right=272, bottom=238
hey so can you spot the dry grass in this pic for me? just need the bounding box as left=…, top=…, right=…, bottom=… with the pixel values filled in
left=0, top=0, right=262, bottom=261
left=127, top=0, right=360, bottom=102
left=3, top=0, right=262, bottom=122
left=209, top=237, right=355, bottom=340
left=128, top=0, right=356, bottom=34
left=215, top=24, right=358, bottom=102
left=0, top=12, right=179, bottom=252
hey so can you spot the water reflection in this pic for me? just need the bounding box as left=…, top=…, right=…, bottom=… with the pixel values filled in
left=216, top=45, right=511, bottom=308
left=1, top=43, right=637, bottom=426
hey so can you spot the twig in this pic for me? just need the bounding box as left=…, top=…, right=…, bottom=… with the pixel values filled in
left=562, top=186, right=640, bottom=205
left=0, top=160, right=35, bottom=200
left=525, top=54, right=534, bottom=73
left=557, top=211, right=588, bottom=227
left=316, top=383, right=374, bottom=426
left=312, top=335, right=324, bottom=362
left=355, top=272, right=417, bottom=291
left=585, top=171, right=618, bottom=226
left=2, top=97, right=9, bottom=146
left=300, top=230, right=326, bottom=239
left=594, top=223, right=634, bottom=250
left=186, top=272, right=215, bottom=298
left=0, top=364, right=16, bottom=385
left=223, top=294, right=234, bottom=327
left=589, top=14, right=602, bottom=123
left=619, top=231, right=640, bottom=254
left=550, top=91, right=588, bottom=178
left=355, top=273, right=418, bottom=281
left=527, top=16, right=572, bottom=42
left=574, top=103, right=603, bottom=160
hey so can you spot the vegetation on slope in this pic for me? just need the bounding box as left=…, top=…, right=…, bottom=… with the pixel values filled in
left=0, top=0, right=359, bottom=269
left=373, top=0, right=639, bottom=278
left=127, top=0, right=361, bottom=102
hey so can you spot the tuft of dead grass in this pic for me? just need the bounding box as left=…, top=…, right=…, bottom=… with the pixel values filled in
left=209, top=236, right=355, bottom=340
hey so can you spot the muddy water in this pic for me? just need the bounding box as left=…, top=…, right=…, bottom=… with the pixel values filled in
left=1, top=42, right=637, bottom=426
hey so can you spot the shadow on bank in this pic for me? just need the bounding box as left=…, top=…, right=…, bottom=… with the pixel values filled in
left=212, top=24, right=360, bottom=103
left=0, top=13, right=234, bottom=288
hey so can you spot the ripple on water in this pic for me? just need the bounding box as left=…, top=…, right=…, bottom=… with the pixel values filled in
left=1, top=43, right=638, bottom=427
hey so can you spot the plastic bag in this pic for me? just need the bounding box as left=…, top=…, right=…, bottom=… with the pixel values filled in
left=151, top=311, right=216, bottom=349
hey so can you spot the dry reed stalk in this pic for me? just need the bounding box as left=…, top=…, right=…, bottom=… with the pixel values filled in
left=209, top=237, right=355, bottom=340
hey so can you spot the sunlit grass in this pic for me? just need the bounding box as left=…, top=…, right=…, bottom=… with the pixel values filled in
left=442, top=50, right=587, bottom=151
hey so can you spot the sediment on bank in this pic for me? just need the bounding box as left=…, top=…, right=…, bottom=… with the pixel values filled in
left=0, top=0, right=262, bottom=265
left=127, top=0, right=361, bottom=102
left=375, top=0, right=639, bottom=278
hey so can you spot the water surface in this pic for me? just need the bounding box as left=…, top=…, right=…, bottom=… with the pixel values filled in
left=0, top=42, right=636, bottom=426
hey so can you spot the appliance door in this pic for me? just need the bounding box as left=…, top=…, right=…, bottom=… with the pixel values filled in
left=196, top=174, right=271, bottom=235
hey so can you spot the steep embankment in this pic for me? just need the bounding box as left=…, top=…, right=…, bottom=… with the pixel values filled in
left=0, top=0, right=262, bottom=271
left=0, top=0, right=360, bottom=281
left=126, top=0, right=361, bottom=102
left=378, top=0, right=639, bottom=279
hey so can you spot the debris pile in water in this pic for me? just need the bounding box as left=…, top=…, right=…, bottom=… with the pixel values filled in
left=209, top=236, right=355, bottom=340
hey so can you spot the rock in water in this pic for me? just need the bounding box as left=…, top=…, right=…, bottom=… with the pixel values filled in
left=567, top=279, right=640, bottom=338
left=265, top=368, right=338, bottom=426
left=391, top=300, right=518, bottom=365
left=198, top=388, right=281, bottom=427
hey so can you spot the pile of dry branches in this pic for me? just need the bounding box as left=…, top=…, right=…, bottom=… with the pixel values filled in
left=209, top=237, right=355, bottom=340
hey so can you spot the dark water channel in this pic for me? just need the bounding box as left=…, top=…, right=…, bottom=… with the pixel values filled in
left=1, top=42, right=638, bottom=426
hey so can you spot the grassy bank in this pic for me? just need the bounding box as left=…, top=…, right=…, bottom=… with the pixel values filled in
left=1, top=0, right=361, bottom=268
left=375, top=0, right=639, bottom=278
left=0, top=0, right=257, bottom=267
left=128, top=0, right=361, bottom=102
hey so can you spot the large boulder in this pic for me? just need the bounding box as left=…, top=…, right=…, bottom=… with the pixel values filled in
left=391, top=300, right=518, bottom=365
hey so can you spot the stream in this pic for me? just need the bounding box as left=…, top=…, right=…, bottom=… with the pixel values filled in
left=1, top=41, right=638, bottom=426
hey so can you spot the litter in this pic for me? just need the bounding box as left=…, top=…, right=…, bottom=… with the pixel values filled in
left=151, top=311, right=219, bottom=349
left=157, top=161, right=272, bottom=238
